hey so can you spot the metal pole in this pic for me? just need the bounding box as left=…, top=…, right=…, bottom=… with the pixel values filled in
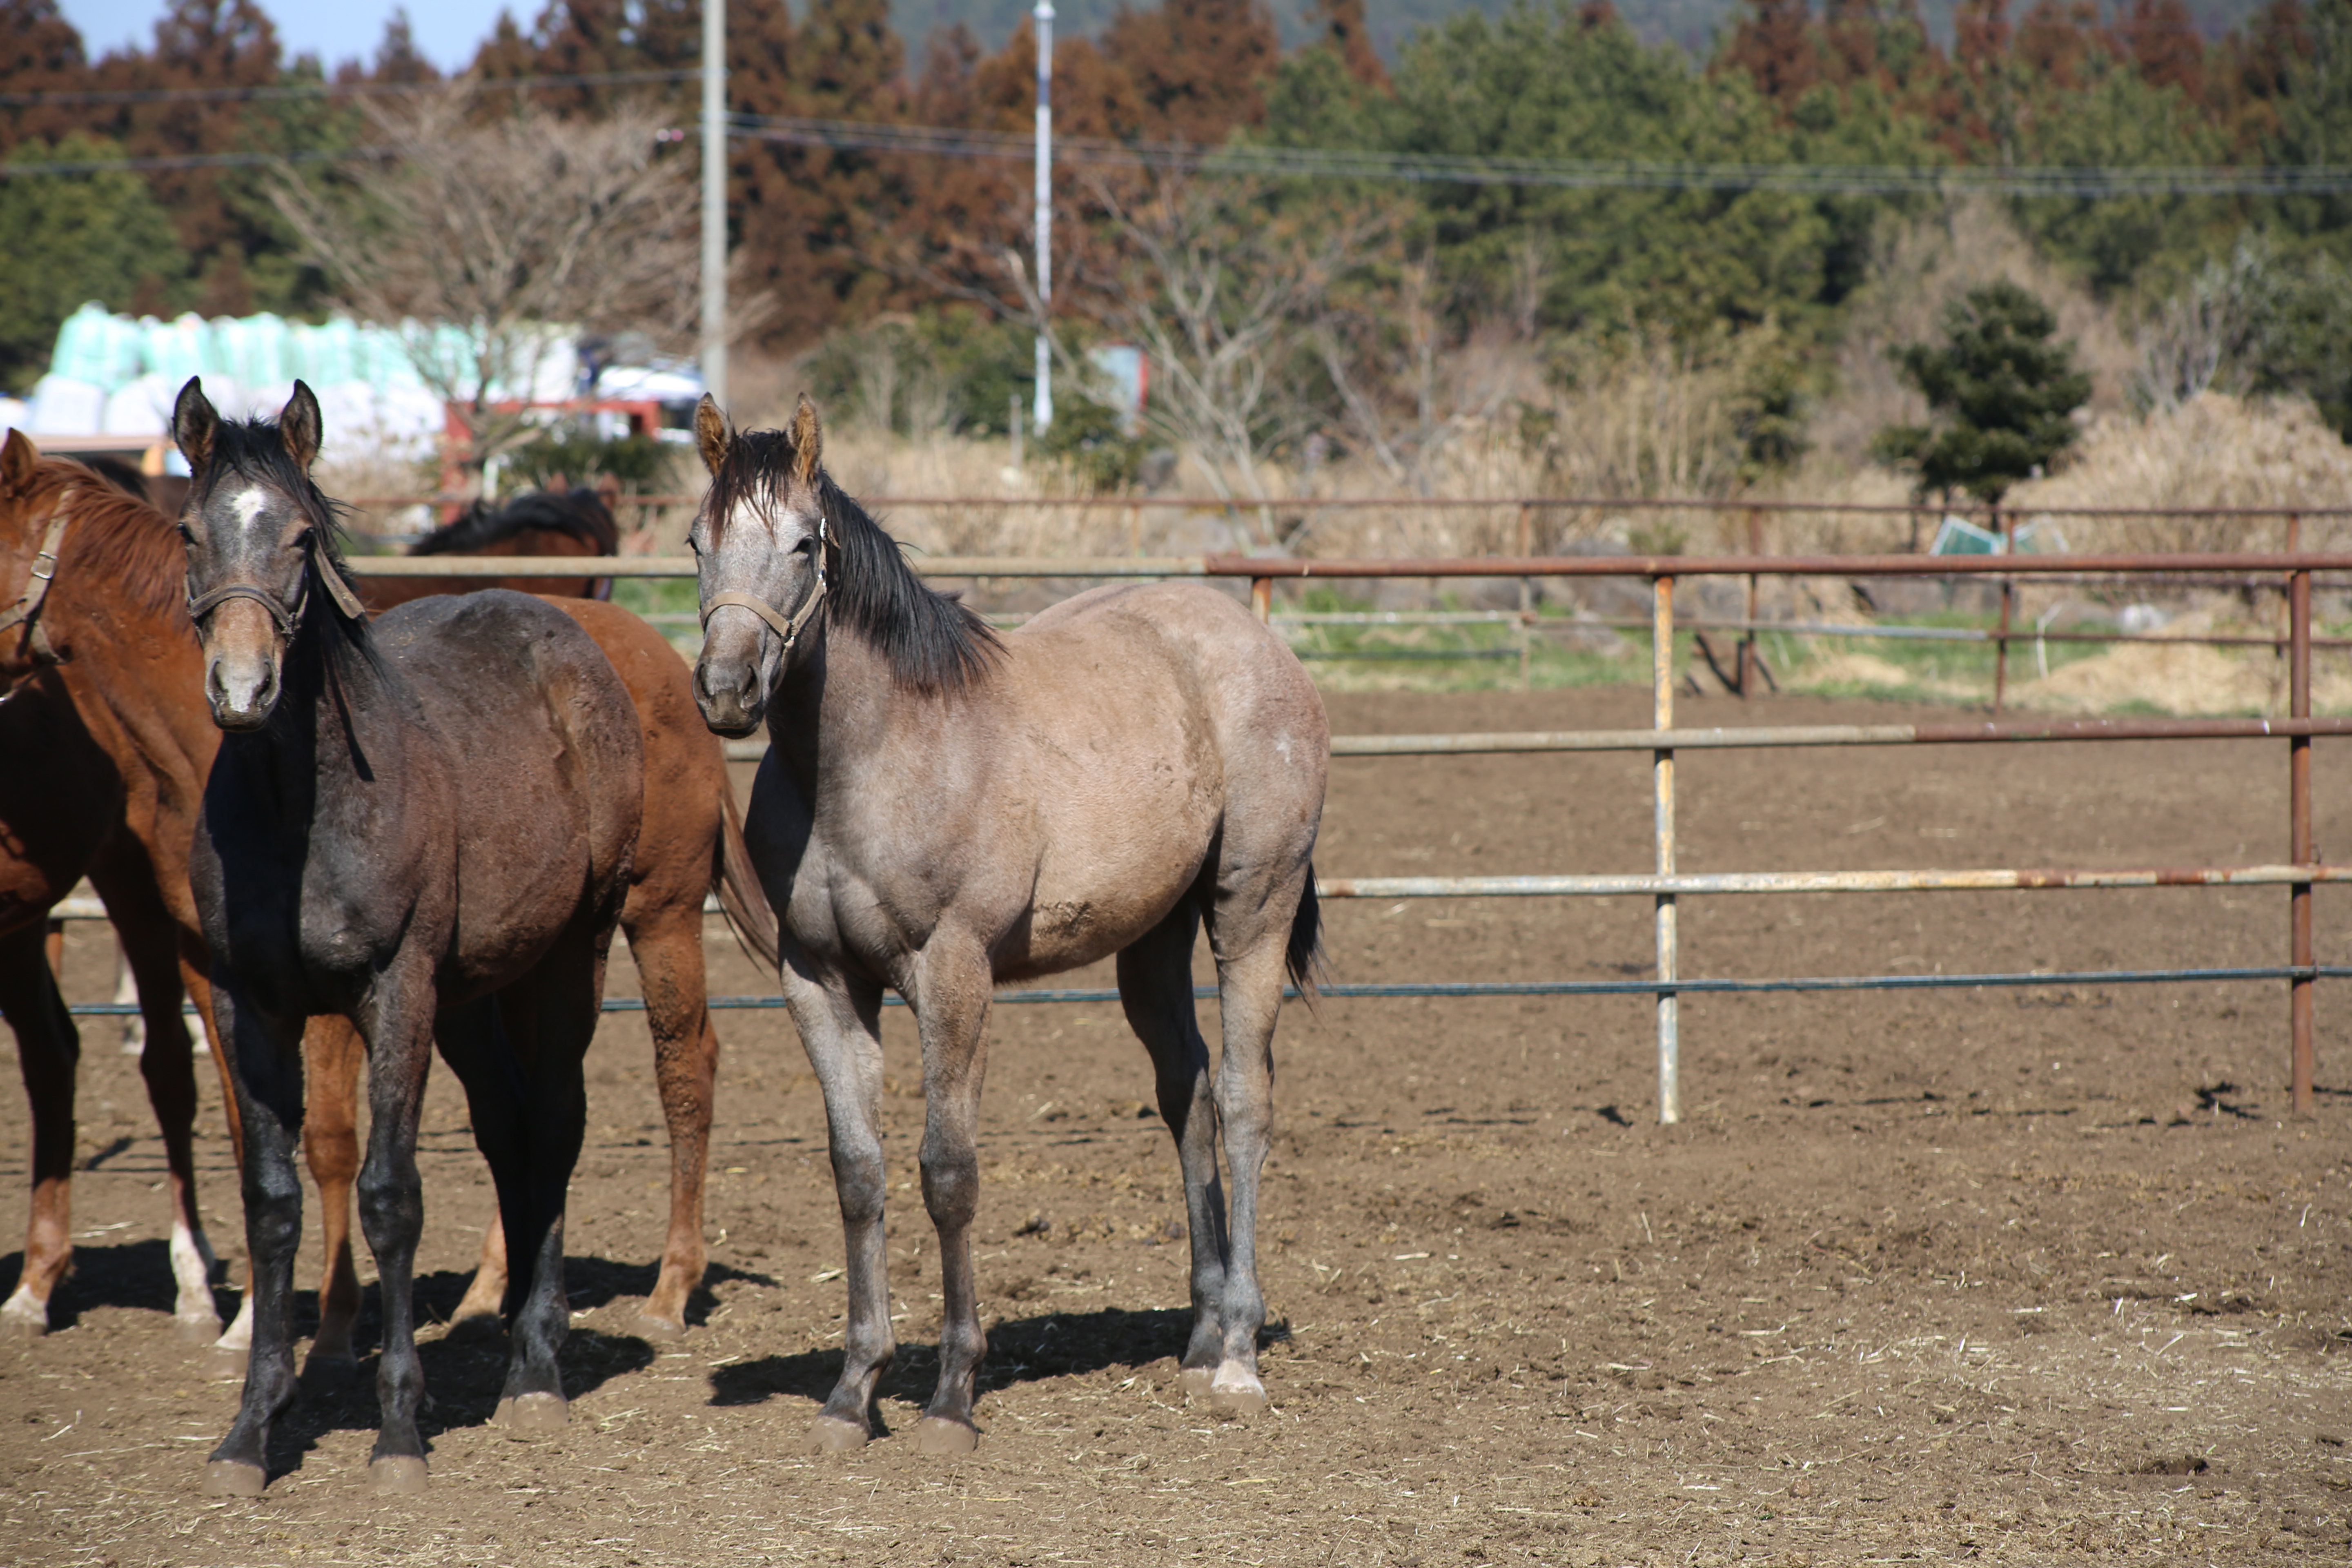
left=1032, top=0, right=1054, bottom=434
left=1654, top=574, right=1679, bottom=1125
left=699, top=0, right=727, bottom=410
left=1992, top=505, right=2011, bottom=712
left=1740, top=506, right=1761, bottom=698
left=1252, top=575, right=1272, bottom=623
left=2292, top=565, right=2315, bottom=1116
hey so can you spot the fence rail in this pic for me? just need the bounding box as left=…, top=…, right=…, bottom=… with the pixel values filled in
left=55, top=543, right=2345, bottom=1124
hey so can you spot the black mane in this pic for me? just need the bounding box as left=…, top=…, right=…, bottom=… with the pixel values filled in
left=410, top=488, right=618, bottom=557
left=709, top=430, right=999, bottom=695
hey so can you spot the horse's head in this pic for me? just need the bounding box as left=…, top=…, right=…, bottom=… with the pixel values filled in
left=0, top=428, right=62, bottom=690
left=172, top=377, right=357, bottom=730
left=689, top=392, right=830, bottom=736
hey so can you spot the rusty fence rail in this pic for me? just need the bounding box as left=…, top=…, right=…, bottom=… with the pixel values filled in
left=58, top=547, right=2345, bottom=1123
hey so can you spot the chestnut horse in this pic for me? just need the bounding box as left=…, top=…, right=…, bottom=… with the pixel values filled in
left=690, top=395, right=1327, bottom=1452
left=176, top=378, right=641, bottom=1495
left=0, top=437, right=772, bottom=1357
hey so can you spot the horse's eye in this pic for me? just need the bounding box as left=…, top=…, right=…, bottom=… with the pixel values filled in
left=796, top=536, right=817, bottom=555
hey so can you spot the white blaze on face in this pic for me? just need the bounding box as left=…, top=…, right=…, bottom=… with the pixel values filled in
left=229, top=488, right=268, bottom=530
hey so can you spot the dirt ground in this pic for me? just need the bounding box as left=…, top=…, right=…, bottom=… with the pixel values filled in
left=4, top=685, right=2350, bottom=1567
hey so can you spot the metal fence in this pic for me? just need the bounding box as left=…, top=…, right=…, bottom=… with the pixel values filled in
left=57, top=537, right=2349, bottom=1124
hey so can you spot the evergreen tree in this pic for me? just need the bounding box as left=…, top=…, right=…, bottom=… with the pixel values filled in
left=0, top=0, right=90, bottom=157
left=1310, top=0, right=1387, bottom=90
left=0, top=132, right=190, bottom=388
left=1873, top=280, right=2091, bottom=503
left=1102, top=0, right=1279, bottom=140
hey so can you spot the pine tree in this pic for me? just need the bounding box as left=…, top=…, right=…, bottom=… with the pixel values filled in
left=1723, top=0, right=1819, bottom=108
left=0, top=0, right=90, bottom=156
left=1102, top=0, right=1279, bottom=140
left=1873, top=281, right=2091, bottom=504
left=1310, top=0, right=1386, bottom=91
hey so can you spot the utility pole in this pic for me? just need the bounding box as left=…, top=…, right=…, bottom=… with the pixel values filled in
left=700, top=0, right=728, bottom=410
left=1032, top=0, right=1053, bottom=434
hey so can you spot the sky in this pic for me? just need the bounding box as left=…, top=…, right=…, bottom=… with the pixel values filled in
left=58, top=0, right=500, bottom=74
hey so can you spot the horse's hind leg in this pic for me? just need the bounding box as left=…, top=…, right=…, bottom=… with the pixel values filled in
left=623, top=904, right=717, bottom=1336
left=1115, top=901, right=1230, bottom=1392
left=1196, top=897, right=1303, bottom=1417
left=299, top=1016, right=365, bottom=1372
left=0, top=922, right=78, bottom=1335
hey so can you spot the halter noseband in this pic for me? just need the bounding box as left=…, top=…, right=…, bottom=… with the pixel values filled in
left=0, top=492, right=72, bottom=704
left=700, top=510, right=830, bottom=657
left=184, top=540, right=368, bottom=640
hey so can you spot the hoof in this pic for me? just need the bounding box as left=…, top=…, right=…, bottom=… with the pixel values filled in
left=1209, top=1365, right=1267, bottom=1417
left=492, top=1392, right=568, bottom=1435
left=202, top=1343, right=248, bottom=1381
left=368, top=1456, right=429, bottom=1494
left=911, top=1416, right=978, bottom=1455
left=805, top=1415, right=871, bottom=1453
left=632, top=1310, right=686, bottom=1341
left=0, top=1302, right=47, bottom=1338
left=174, top=1310, right=225, bottom=1345
left=1176, top=1364, right=1217, bottom=1400
left=203, top=1459, right=266, bottom=1497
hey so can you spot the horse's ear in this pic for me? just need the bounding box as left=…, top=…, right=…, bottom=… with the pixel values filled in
left=0, top=428, right=38, bottom=493
left=694, top=394, right=728, bottom=477
left=172, top=377, right=217, bottom=477
left=791, top=393, right=822, bottom=487
left=279, top=380, right=322, bottom=472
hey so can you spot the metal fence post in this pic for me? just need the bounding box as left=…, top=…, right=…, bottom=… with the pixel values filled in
left=2292, top=564, right=2316, bottom=1116
left=1740, top=506, right=1762, bottom=698
left=1252, top=575, right=1273, bottom=623
left=1992, top=505, right=2012, bottom=713
left=1654, top=573, right=1680, bottom=1125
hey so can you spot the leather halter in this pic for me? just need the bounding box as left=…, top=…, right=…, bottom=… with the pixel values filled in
left=0, top=493, right=72, bottom=703
left=700, top=512, right=830, bottom=657
left=184, top=550, right=368, bottom=640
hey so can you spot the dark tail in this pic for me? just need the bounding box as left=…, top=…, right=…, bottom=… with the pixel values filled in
left=1285, top=866, right=1323, bottom=1005
left=710, top=782, right=780, bottom=973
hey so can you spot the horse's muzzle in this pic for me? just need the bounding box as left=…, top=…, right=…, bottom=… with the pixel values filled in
left=205, top=647, right=280, bottom=730
left=693, top=653, right=764, bottom=738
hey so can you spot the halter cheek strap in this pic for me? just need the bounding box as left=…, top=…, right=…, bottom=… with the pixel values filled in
left=699, top=518, right=831, bottom=656
left=0, top=495, right=72, bottom=702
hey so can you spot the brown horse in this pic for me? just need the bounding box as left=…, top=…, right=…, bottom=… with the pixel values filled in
left=690, top=395, right=1328, bottom=1452
left=0, top=435, right=771, bottom=1360
left=176, top=378, right=642, bottom=1495
left=0, top=438, right=235, bottom=1339
left=363, top=484, right=621, bottom=608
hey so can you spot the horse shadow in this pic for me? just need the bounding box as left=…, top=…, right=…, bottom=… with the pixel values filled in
left=249, top=1261, right=663, bottom=1481
left=708, top=1304, right=1198, bottom=1420
left=0, top=1239, right=199, bottom=1332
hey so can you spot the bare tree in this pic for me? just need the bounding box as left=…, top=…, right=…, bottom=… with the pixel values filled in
left=275, top=89, right=708, bottom=478
left=1015, top=173, right=1382, bottom=540
left=1318, top=250, right=1525, bottom=496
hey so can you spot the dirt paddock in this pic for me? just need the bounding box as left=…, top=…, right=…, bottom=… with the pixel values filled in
left=4, top=686, right=2350, bottom=1566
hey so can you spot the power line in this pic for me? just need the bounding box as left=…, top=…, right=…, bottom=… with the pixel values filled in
left=0, top=147, right=372, bottom=176
left=733, top=111, right=2352, bottom=197
left=6, top=101, right=2348, bottom=197
left=0, top=67, right=697, bottom=111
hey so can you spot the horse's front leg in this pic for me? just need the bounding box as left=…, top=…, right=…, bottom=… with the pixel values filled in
left=350, top=972, right=437, bottom=1493
left=790, top=969, right=893, bottom=1450
left=911, top=941, right=996, bottom=1453
left=202, top=988, right=308, bottom=1496
left=96, top=874, right=224, bottom=1341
